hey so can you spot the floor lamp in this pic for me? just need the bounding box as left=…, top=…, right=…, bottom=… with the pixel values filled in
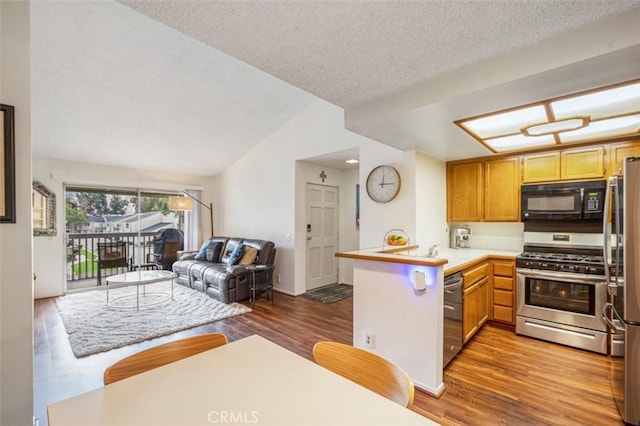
left=168, top=191, right=214, bottom=238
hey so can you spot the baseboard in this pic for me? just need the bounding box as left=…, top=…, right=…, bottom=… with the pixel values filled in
left=414, top=380, right=446, bottom=398
left=272, top=288, right=297, bottom=297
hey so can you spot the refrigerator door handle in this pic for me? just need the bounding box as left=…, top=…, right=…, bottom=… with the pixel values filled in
left=603, top=178, right=614, bottom=287
left=602, top=302, right=625, bottom=333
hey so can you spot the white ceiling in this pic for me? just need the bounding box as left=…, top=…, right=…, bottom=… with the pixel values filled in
left=31, top=1, right=640, bottom=176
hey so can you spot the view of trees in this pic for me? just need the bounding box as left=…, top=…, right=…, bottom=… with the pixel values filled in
left=131, top=196, right=170, bottom=214
left=66, top=191, right=172, bottom=230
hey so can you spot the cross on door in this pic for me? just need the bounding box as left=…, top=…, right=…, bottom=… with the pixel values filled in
left=319, top=171, right=327, bottom=182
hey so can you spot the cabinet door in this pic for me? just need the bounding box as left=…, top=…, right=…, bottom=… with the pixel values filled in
left=609, top=141, right=640, bottom=176
left=484, top=157, right=520, bottom=221
left=522, top=152, right=561, bottom=183
left=463, top=283, right=479, bottom=343
left=477, top=276, right=490, bottom=327
left=447, top=161, right=483, bottom=222
left=561, top=146, right=605, bottom=180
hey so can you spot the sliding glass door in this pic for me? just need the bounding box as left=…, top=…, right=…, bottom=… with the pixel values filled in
left=64, top=186, right=192, bottom=290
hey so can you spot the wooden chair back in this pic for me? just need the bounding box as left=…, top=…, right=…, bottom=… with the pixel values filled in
left=97, top=241, right=130, bottom=285
left=161, top=240, right=182, bottom=266
left=312, top=341, right=415, bottom=408
left=103, top=333, right=228, bottom=385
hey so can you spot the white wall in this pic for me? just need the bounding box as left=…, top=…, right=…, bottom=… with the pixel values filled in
left=32, top=158, right=214, bottom=298
left=0, top=1, right=34, bottom=424
left=358, top=143, right=417, bottom=249
left=415, top=151, right=448, bottom=251
left=216, top=99, right=415, bottom=296
left=338, top=168, right=359, bottom=285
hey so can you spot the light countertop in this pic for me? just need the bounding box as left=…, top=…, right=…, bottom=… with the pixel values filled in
left=336, top=246, right=520, bottom=274
left=435, top=248, right=521, bottom=275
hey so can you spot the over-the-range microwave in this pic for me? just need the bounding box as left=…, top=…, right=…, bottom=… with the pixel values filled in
left=521, top=180, right=606, bottom=221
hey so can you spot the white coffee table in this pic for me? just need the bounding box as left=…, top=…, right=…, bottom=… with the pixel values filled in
left=105, top=270, right=175, bottom=310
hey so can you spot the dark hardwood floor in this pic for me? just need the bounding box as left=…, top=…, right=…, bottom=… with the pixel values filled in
left=34, top=292, right=623, bottom=425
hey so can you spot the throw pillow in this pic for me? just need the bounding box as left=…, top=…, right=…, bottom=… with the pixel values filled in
left=205, top=242, right=224, bottom=262
left=238, top=247, right=259, bottom=265
left=195, top=241, right=223, bottom=262
left=226, top=243, right=245, bottom=266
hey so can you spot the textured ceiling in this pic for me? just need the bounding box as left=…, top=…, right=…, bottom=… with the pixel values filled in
left=31, top=1, right=640, bottom=176
left=119, top=0, right=639, bottom=108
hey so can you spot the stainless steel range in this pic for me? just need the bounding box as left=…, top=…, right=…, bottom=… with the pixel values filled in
left=516, top=232, right=608, bottom=354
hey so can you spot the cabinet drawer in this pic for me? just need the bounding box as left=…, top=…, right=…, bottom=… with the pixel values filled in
left=463, top=262, right=490, bottom=288
left=494, top=276, right=514, bottom=291
left=493, top=289, right=513, bottom=307
left=493, top=305, right=514, bottom=323
left=493, top=261, right=514, bottom=277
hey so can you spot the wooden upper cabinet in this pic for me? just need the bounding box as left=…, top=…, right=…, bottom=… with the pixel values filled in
left=484, top=157, right=520, bottom=221
left=523, top=146, right=606, bottom=183
left=522, top=152, right=561, bottom=183
left=447, top=161, right=483, bottom=222
left=609, top=141, right=640, bottom=176
left=561, top=146, right=606, bottom=180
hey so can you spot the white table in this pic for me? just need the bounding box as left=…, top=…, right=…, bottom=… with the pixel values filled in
left=47, top=335, right=437, bottom=426
left=105, top=270, right=175, bottom=310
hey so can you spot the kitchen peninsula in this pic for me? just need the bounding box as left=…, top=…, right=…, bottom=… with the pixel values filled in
left=336, top=246, right=448, bottom=396
left=336, top=245, right=519, bottom=397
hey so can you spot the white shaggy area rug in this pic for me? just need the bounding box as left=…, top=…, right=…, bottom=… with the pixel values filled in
left=55, top=282, right=251, bottom=357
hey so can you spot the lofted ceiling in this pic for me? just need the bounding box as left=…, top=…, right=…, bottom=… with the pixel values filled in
left=31, top=1, right=640, bottom=176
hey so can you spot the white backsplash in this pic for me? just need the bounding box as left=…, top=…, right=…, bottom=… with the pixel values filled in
left=449, top=222, right=524, bottom=252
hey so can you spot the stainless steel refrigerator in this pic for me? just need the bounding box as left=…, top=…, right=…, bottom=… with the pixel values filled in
left=603, top=156, right=640, bottom=425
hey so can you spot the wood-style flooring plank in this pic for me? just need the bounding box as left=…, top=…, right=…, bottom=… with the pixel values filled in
left=34, top=292, right=623, bottom=425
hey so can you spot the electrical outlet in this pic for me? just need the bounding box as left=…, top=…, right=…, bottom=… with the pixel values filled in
left=364, top=332, right=375, bottom=348
left=276, top=274, right=281, bottom=283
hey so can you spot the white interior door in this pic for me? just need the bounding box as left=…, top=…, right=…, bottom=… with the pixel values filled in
left=306, top=184, right=339, bottom=291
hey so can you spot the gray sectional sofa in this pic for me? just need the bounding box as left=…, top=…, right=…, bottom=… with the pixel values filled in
left=172, top=237, right=276, bottom=303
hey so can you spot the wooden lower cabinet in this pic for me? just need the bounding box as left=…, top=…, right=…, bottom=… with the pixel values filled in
left=491, top=259, right=516, bottom=325
left=463, top=263, right=490, bottom=343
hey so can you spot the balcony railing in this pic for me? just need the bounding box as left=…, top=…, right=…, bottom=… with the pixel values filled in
left=66, top=232, right=158, bottom=282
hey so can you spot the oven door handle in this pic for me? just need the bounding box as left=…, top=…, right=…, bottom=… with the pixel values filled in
left=602, top=302, right=625, bottom=333
left=517, top=269, right=605, bottom=285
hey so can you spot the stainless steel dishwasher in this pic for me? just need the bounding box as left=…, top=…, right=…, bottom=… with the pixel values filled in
left=443, top=272, right=463, bottom=368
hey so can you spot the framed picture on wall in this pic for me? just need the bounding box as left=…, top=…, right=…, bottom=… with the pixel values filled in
left=1, top=104, right=16, bottom=223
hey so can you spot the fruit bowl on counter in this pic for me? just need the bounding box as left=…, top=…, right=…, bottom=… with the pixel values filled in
left=383, top=229, right=410, bottom=249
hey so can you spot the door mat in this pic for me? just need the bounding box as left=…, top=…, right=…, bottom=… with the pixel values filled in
left=304, top=283, right=353, bottom=304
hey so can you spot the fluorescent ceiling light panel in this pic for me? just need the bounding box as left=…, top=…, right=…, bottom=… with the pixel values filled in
left=552, top=82, right=640, bottom=120
left=461, top=105, right=547, bottom=139
left=523, top=117, right=588, bottom=136
left=486, top=134, right=555, bottom=151
left=558, top=114, right=640, bottom=143
left=456, top=79, right=640, bottom=153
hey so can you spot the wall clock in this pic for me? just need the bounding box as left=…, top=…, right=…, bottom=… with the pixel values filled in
left=366, top=165, right=401, bottom=203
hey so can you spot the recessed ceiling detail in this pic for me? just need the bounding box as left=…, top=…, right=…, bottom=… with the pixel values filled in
left=455, top=79, right=640, bottom=153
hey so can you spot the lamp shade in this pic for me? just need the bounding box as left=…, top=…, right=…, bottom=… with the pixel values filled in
left=168, top=196, right=193, bottom=211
